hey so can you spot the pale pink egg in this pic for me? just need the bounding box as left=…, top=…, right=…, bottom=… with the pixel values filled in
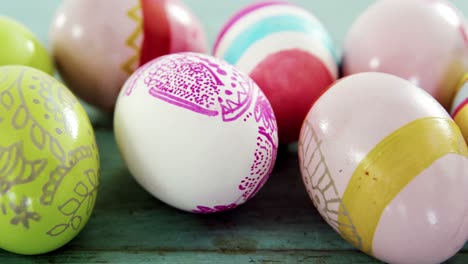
left=342, top=0, right=468, bottom=109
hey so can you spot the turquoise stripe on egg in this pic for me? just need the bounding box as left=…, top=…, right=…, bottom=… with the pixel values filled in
left=222, top=14, right=338, bottom=66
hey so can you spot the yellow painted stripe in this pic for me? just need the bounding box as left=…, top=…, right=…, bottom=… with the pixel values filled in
left=455, top=73, right=468, bottom=94
left=338, top=117, right=468, bottom=255
left=455, top=106, right=468, bottom=144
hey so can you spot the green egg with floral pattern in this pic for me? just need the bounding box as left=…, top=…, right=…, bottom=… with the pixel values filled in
left=0, top=65, right=99, bottom=255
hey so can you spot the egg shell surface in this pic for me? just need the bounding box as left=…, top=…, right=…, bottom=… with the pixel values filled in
left=0, top=65, right=100, bottom=255
left=0, top=16, right=54, bottom=75
left=50, top=0, right=207, bottom=112
left=298, top=72, right=468, bottom=264
left=114, top=52, right=278, bottom=213
left=342, top=0, right=468, bottom=109
left=451, top=73, right=468, bottom=143
left=213, top=0, right=338, bottom=144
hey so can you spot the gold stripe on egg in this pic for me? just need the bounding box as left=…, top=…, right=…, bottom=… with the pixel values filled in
left=121, top=2, right=143, bottom=75
left=454, top=106, right=468, bottom=143
left=455, top=73, right=468, bottom=94
left=338, top=117, right=468, bottom=256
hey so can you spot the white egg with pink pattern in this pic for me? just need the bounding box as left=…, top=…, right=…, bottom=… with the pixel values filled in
left=114, top=52, right=278, bottom=213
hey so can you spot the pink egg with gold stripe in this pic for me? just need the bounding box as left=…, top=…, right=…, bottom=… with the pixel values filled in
left=299, top=72, right=468, bottom=264
left=50, top=0, right=207, bottom=112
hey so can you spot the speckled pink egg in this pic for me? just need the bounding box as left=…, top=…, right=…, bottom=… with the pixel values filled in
left=298, top=72, right=468, bottom=264
left=114, top=52, right=278, bottom=213
left=342, top=0, right=468, bottom=109
left=50, top=0, right=207, bottom=112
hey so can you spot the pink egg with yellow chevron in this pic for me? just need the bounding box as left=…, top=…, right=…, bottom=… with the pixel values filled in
left=298, top=72, right=468, bottom=264
left=50, top=0, right=207, bottom=112
left=451, top=74, right=468, bottom=143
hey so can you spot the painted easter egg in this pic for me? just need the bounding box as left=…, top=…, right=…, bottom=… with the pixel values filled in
left=451, top=73, right=468, bottom=143
left=298, top=72, right=468, bottom=264
left=342, top=0, right=468, bottom=109
left=0, top=16, right=54, bottom=75
left=114, top=52, right=278, bottom=213
left=213, top=1, right=338, bottom=144
left=50, top=0, right=207, bottom=112
left=0, top=65, right=100, bottom=255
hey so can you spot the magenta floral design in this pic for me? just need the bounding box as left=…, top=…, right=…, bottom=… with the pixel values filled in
left=218, top=73, right=253, bottom=121
left=254, top=92, right=277, bottom=134
left=191, top=203, right=238, bottom=213
left=145, top=55, right=223, bottom=116
left=197, top=56, right=254, bottom=122
left=239, top=92, right=278, bottom=201
left=132, top=53, right=255, bottom=122
left=133, top=53, right=278, bottom=213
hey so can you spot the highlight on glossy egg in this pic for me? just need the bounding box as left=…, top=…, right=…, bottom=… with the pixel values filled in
left=50, top=0, right=208, bottom=112
left=213, top=0, right=338, bottom=144
left=451, top=73, right=468, bottom=143
left=298, top=72, right=468, bottom=264
left=114, top=52, right=278, bottom=213
left=0, top=16, right=54, bottom=75
left=342, top=0, right=468, bottom=110
left=0, top=65, right=100, bottom=255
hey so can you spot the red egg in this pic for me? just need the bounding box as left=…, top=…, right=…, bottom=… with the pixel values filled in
left=249, top=49, right=335, bottom=144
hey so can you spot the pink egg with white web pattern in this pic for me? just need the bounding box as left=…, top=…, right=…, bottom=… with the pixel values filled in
left=114, top=52, right=278, bottom=213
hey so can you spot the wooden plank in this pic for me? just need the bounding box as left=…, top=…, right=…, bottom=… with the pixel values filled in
left=4, top=250, right=468, bottom=264
left=0, top=250, right=379, bottom=264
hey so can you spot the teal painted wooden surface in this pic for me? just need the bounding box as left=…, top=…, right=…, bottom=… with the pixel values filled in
left=0, top=251, right=378, bottom=264
left=2, top=1, right=468, bottom=263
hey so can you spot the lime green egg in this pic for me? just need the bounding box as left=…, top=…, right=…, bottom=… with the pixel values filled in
left=0, top=16, right=54, bottom=75
left=0, top=65, right=99, bottom=255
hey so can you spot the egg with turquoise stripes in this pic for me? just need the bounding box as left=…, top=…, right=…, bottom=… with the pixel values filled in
left=298, top=72, right=468, bottom=264
left=451, top=73, right=468, bottom=143
left=213, top=1, right=338, bottom=144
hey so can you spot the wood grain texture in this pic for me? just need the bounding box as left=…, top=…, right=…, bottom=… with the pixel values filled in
left=0, top=250, right=380, bottom=264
